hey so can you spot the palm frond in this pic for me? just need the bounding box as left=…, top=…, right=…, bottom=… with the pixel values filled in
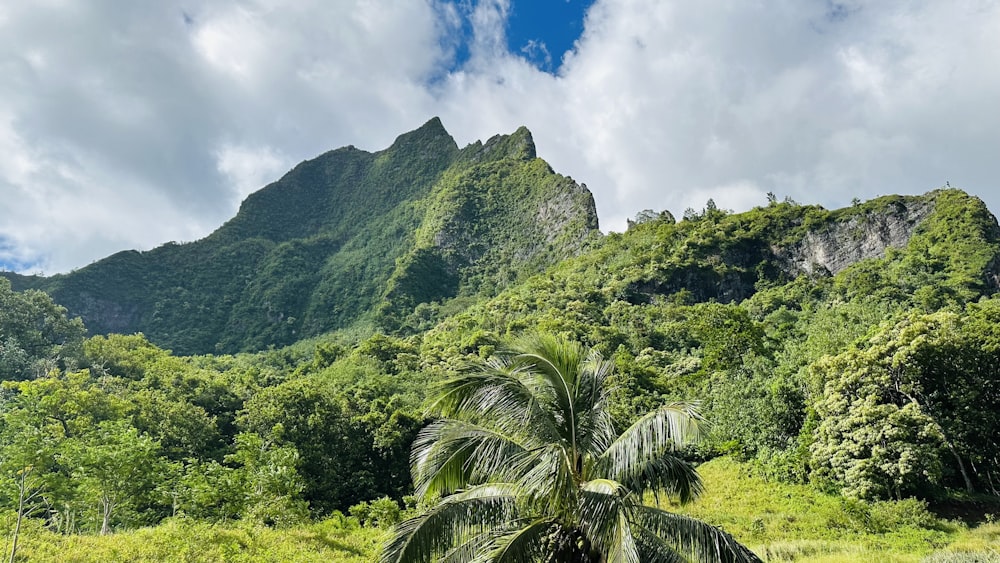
left=485, top=518, right=554, bottom=563
left=579, top=479, right=640, bottom=563
left=389, top=335, right=760, bottom=563
left=430, top=358, right=562, bottom=445
left=598, top=403, right=706, bottom=502
left=510, top=333, right=586, bottom=390
left=630, top=524, right=691, bottom=563
left=509, top=443, right=577, bottom=512
left=439, top=529, right=499, bottom=563
left=634, top=505, right=765, bottom=563
left=411, top=422, right=477, bottom=499
left=573, top=351, right=618, bottom=458
left=509, top=334, right=582, bottom=436
left=378, top=484, right=519, bottom=563
left=616, top=453, right=703, bottom=505
left=412, top=419, right=528, bottom=498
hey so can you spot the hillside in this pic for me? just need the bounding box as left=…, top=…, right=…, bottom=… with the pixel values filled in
left=424, top=189, right=1000, bottom=354
left=418, top=188, right=1000, bottom=499
left=3, top=118, right=599, bottom=354
left=3, top=185, right=1000, bottom=560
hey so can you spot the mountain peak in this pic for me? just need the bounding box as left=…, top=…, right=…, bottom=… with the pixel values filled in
left=11, top=119, right=597, bottom=354
left=385, top=117, right=458, bottom=155
left=460, top=124, right=537, bottom=163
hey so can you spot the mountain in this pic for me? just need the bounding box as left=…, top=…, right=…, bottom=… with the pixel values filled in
left=421, top=188, right=1000, bottom=355
left=4, top=118, right=600, bottom=354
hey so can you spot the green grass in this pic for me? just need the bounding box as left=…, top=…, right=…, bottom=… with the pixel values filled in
left=668, top=457, right=1000, bottom=562
left=6, top=457, right=1000, bottom=562
left=3, top=516, right=387, bottom=562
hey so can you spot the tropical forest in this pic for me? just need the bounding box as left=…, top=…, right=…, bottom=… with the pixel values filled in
left=2, top=119, right=1000, bottom=562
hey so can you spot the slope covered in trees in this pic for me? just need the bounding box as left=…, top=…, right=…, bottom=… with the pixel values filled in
left=4, top=118, right=599, bottom=355
left=421, top=189, right=1000, bottom=500
left=3, top=126, right=1000, bottom=560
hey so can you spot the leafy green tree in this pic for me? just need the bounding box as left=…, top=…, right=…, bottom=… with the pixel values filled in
left=381, top=334, right=761, bottom=562
left=238, top=377, right=371, bottom=514
left=238, top=366, right=422, bottom=515
left=158, top=459, right=242, bottom=522
left=0, top=278, right=85, bottom=381
left=85, top=333, right=241, bottom=456
left=704, top=355, right=805, bottom=474
left=62, top=420, right=164, bottom=534
left=125, top=387, right=224, bottom=461
left=226, top=432, right=309, bottom=526
left=2, top=370, right=124, bottom=440
left=808, top=307, right=1000, bottom=498
left=0, top=400, right=62, bottom=563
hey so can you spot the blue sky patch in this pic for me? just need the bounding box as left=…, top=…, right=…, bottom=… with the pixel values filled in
left=443, top=0, right=594, bottom=74
left=0, top=237, right=40, bottom=274
left=506, top=0, right=593, bottom=73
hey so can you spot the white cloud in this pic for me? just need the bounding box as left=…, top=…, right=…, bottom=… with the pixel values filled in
left=215, top=143, right=289, bottom=205
left=2, top=0, right=1000, bottom=273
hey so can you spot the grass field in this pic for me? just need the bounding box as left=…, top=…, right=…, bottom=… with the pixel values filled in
left=673, top=458, right=1000, bottom=562
left=2, top=516, right=385, bottom=562
left=5, top=457, right=1000, bottom=562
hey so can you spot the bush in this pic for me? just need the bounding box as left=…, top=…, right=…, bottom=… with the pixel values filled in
left=367, top=497, right=402, bottom=529
left=868, top=498, right=945, bottom=532
left=348, top=500, right=370, bottom=525
left=349, top=497, right=401, bottom=529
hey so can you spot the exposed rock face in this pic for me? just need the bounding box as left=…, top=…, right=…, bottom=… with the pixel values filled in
left=75, top=292, right=141, bottom=334
left=986, top=255, right=1000, bottom=291
left=620, top=191, right=995, bottom=308
left=776, top=199, right=934, bottom=277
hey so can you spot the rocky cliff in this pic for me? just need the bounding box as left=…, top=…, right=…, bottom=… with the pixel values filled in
left=777, top=197, right=934, bottom=277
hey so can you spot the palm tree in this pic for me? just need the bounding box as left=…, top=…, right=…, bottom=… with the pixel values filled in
left=380, top=333, right=762, bottom=562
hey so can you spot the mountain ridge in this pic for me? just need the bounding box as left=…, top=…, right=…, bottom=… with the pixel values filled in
left=4, top=118, right=599, bottom=354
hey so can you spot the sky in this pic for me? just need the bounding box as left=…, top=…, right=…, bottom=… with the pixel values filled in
left=2, top=0, right=999, bottom=274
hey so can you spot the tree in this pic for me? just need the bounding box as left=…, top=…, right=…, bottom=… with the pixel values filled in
left=380, top=334, right=761, bottom=562
left=225, top=432, right=309, bottom=526
left=62, top=420, right=164, bottom=534
left=0, top=278, right=85, bottom=381
left=238, top=376, right=373, bottom=515
left=809, top=309, right=1000, bottom=498
left=1, top=402, right=61, bottom=563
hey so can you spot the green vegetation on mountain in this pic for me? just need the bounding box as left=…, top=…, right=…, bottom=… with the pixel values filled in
left=4, top=118, right=598, bottom=355
left=2, top=117, right=1000, bottom=560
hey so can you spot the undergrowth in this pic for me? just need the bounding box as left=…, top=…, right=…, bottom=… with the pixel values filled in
left=5, top=457, right=999, bottom=562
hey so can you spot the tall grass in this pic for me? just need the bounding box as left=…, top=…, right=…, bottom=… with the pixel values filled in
left=3, top=515, right=385, bottom=562
left=5, top=457, right=1000, bottom=562
left=667, top=457, right=997, bottom=563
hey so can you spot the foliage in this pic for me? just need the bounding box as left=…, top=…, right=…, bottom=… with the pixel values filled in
left=3, top=187, right=1000, bottom=559
left=0, top=325, right=427, bottom=538
left=236, top=369, right=418, bottom=515
left=7, top=119, right=599, bottom=354
left=9, top=457, right=1000, bottom=562
left=809, top=309, right=1000, bottom=499
left=349, top=496, right=404, bottom=529
left=381, top=334, right=762, bottom=562
left=0, top=515, right=385, bottom=562
left=676, top=457, right=969, bottom=562
left=0, top=277, right=85, bottom=380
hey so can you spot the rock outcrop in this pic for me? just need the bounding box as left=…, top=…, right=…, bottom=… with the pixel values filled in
left=777, top=198, right=934, bottom=277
